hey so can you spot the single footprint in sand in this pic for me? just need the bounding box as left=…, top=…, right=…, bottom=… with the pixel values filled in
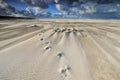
left=66, top=30, right=71, bottom=33
left=54, top=28, right=61, bottom=32
left=59, top=68, right=67, bottom=76
left=57, top=52, right=64, bottom=58
left=40, top=38, right=44, bottom=41
left=62, top=29, right=66, bottom=32
left=32, top=24, right=39, bottom=27
left=65, top=65, right=71, bottom=71
left=44, top=46, right=51, bottom=50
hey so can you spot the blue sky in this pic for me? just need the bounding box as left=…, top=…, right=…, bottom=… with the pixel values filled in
left=6, top=0, right=27, bottom=10
left=0, top=0, right=120, bottom=19
left=47, top=4, right=59, bottom=15
left=6, top=0, right=58, bottom=13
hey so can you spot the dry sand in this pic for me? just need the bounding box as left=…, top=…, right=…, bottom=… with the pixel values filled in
left=0, top=19, right=120, bottom=80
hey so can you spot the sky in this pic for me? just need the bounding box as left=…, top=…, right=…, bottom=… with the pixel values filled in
left=0, top=0, right=120, bottom=19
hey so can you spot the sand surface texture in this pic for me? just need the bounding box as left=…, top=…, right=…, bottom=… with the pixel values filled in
left=0, top=19, right=120, bottom=80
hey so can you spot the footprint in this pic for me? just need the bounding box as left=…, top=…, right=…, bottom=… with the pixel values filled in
left=59, top=65, right=71, bottom=77
left=40, top=38, right=44, bottom=41
left=54, top=28, right=61, bottom=32
left=61, top=69, right=66, bottom=74
left=66, top=30, right=71, bottom=33
left=44, top=46, right=51, bottom=50
left=32, top=24, right=38, bottom=27
left=61, top=28, right=66, bottom=31
left=57, top=52, right=64, bottom=58
left=65, top=65, right=71, bottom=71
left=59, top=68, right=68, bottom=78
left=59, top=68, right=67, bottom=77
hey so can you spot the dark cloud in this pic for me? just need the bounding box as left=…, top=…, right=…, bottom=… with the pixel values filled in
left=52, top=0, right=120, bottom=19
left=0, top=0, right=15, bottom=16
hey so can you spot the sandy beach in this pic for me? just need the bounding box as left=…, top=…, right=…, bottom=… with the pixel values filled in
left=0, top=19, right=120, bottom=80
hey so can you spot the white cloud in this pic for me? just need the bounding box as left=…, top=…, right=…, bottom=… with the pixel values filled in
left=0, top=1, right=15, bottom=15
left=34, top=7, right=43, bottom=15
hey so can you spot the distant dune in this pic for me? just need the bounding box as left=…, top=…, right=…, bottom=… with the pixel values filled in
left=0, top=19, right=120, bottom=80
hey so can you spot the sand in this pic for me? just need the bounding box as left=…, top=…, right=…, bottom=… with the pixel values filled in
left=0, top=19, right=120, bottom=80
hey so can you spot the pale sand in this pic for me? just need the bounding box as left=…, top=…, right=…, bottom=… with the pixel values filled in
left=0, top=19, right=120, bottom=80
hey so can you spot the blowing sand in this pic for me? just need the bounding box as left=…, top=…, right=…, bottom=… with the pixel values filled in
left=0, top=19, right=120, bottom=80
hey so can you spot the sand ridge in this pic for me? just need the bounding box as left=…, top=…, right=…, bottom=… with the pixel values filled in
left=0, top=19, right=120, bottom=80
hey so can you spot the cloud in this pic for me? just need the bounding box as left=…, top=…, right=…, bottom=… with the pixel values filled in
left=21, top=0, right=53, bottom=9
left=0, top=0, right=15, bottom=16
left=53, top=0, right=120, bottom=18
left=19, top=0, right=120, bottom=18
left=0, top=0, right=4, bottom=3
left=1, top=0, right=120, bottom=18
left=34, top=7, right=43, bottom=15
left=17, top=6, right=51, bottom=18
